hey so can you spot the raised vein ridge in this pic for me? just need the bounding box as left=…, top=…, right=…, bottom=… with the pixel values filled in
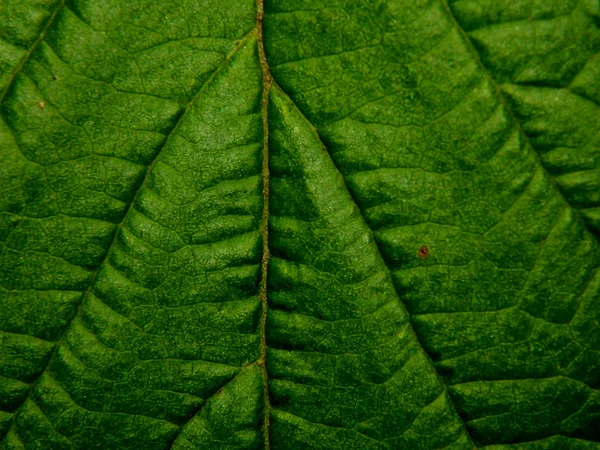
left=0, top=0, right=65, bottom=104
left=269, top=78, right=472, bottom=448
left=256, top=0, right=272, bottom=447
left=439, top=0, right=600, bottom=243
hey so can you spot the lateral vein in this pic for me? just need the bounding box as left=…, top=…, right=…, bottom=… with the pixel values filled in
left=438, top=0, right=600, bottom=243
left=264, top=82, right=478, bottom=448
left=0, top=32, right=255, bottom=445
left=0, top=0, right=66, bottom=104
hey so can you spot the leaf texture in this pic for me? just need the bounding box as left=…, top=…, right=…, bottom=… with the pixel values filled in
left=0, top=0, right=599, bottom=448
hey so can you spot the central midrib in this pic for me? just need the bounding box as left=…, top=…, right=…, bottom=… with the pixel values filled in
left=255, top=0, right=273, bottom=448
left=253, top=2, right=471, bottom=448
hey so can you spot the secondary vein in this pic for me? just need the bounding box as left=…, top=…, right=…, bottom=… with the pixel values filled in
left=0, top=0, right=66, bottom=104
left=438, top=0, right=600, bottom=244
left=267, top=82, right=477, bottom=448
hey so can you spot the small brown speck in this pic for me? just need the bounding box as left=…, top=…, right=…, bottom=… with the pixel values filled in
left=418, top=245, right=429, bottom=259
left=38, top=101, right=45, bottom=109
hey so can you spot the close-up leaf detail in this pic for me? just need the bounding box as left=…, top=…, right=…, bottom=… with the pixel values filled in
left=0, top=0, right=599, bottom=448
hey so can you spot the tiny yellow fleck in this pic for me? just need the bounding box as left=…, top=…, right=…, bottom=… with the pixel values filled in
left=38, top=101, right=46, bottom=109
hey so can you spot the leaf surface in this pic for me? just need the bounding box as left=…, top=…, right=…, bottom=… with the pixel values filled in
left=0, top=0, right=599, bottom=448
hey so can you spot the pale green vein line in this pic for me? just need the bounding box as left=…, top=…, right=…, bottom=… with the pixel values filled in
left=0, top=31, right=255, bottom=445
left=0, top=0, right=66, bottom=105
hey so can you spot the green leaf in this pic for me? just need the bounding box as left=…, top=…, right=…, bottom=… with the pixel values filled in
left=0, top=0, right=599, bottom=448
